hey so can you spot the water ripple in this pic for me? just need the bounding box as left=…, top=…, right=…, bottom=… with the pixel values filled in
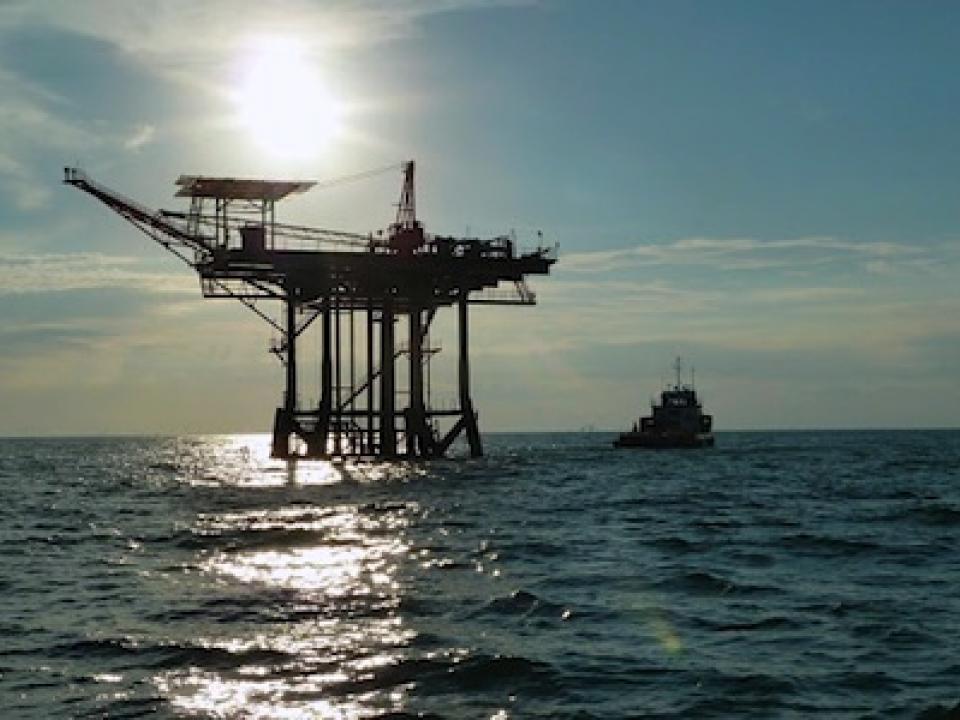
left=1, top=431, right=959, bottom=718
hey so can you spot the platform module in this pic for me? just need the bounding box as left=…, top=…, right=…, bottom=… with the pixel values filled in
left=64, top=162, right=556, bottom=459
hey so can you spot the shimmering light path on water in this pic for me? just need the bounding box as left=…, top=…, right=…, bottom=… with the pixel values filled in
left=1, top=432, right=959, bottom=718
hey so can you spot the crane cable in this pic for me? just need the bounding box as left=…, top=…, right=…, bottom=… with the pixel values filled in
left=312, top=162, right=403, bottom=191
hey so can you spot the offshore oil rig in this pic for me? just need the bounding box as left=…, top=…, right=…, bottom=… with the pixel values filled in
left=64, top=162, right=555, bottom=459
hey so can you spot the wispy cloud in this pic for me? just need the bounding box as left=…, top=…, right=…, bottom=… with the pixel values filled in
left=562, top=235, right=923, bottom=274
left=543, top=277, right=864, bottom=309
left=0, top=67, right=96, bottom=148
left=0, top=150, right=50, bottom=210
left=747, top=286, right=864, bottom=304
left=0, top=66, right=100, bottom=209
left=0, top=252, right=197, bottom=295
left=124, top=123, right=157, bottom=151
left=0, top=1, right=533, bottom=65
left=0, top=322, right=112, bottom=354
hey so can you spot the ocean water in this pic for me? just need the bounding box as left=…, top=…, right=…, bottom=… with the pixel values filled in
left=2, top=431, right=959, bottom=719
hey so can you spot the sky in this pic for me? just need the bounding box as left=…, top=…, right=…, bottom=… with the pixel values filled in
left=1, top=0, right=958, bottom=435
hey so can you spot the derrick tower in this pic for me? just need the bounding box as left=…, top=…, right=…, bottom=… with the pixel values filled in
left=64, top=162, right=556, bottom=459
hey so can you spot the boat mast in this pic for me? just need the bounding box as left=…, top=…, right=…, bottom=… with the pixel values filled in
left=674, top=356, right=683, bottom=389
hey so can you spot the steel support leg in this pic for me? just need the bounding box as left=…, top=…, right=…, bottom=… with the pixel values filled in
left=458, top=292, right=482, bottom=457
left=366, top=302, right=375, bottom=455
left=310, top=298, right=333, bottom=457
left=334, top=293, right=341, bottom=455
left=407, top=307, right=426, bottom=457
left=380, top=299, right=396, bottom=457
left=271, top=294, right=298, bottom=458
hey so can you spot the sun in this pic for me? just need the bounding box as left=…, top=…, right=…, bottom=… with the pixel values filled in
left=233, top=37, right=343, bottom=161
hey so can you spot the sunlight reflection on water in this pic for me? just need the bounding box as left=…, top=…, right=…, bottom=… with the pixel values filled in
left=5, top=432, right=959, bottom=718
left=182, top=434, right=429, bottom=488
left=155, top=439, right=418, bottom=718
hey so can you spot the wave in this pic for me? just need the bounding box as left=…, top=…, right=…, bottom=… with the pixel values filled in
left=650, top=535, right=709, bottom=554
left=147, top=461, right=179, bottom=474
left=476, top=589, right=568, bottom=620
left=653, top=570, right=777, bottom=597
left=833, top=670, right=898, bottom=692
left=50, top=636, right=295, bottom=671
left=312, top=653, right=560, bottom=698
left=7, top=431, right=960, bottom=718
left=83, top=695, right=167, bottom=718
left=174, top=527, right=336, bottom=551
left=496, top=540, right=567, bottom=559
left=903, top=503, right=960, bottom=526
left=780, top=532, right=880, bottom=555
left=915, top=700, right=960, bottom=720
left=711, top=615, right=802, bottom=632
left=445, top=654, right=560, bottom=693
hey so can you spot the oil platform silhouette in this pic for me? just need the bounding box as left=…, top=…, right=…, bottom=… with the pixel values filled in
left=64, top=162, right=555, bottom=459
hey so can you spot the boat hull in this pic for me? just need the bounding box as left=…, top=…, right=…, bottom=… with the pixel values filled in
left=613, top=432, right=714, bottom=449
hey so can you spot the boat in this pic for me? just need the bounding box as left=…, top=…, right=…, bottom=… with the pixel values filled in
left=614, top=357, right=714, bottom=449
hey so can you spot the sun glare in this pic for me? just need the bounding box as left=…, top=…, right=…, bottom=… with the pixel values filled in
left=234, top=37, right=343, bottom=161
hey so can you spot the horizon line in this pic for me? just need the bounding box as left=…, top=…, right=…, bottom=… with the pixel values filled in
left=1, top=426, right=958, bottom=441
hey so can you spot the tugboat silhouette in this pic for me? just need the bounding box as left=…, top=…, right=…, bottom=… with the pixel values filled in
left=614, top=357, right=714, bottom=449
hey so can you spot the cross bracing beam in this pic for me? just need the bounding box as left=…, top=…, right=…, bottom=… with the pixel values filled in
left=336, top=342, right=441, bottom=412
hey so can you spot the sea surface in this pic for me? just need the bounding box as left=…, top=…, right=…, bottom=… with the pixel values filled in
left=2, top=431, right=959, bottom=719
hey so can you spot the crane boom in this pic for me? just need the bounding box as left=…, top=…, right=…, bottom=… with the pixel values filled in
left=63, top=167, right=287, bottom=332
left=63, top=168, right=215, bottom=260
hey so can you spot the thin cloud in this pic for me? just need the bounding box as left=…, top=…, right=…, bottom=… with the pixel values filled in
left=748, top=287, right=864, bottom=304
left=540, top=277, right=722, bottom=314
left=0, top=150, right=49, bottom=209
left=544, top=277, right=864, bottom=308
left=562, top=235, right=924, bottom=273
left=123, top=123, right=157, bottom=151
left=0, top=68, right=94, bottom=149
left=0, top=252, right=197, bottom=295
left=0, top=1, right=534, bottom=64
left=0, top=67, right=99, bottom=209
left=0, top=322, right=111, bottom=353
